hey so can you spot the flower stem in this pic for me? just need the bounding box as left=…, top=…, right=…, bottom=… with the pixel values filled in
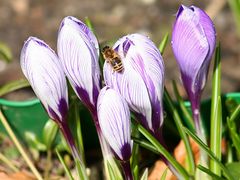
left=120, top=161, right=133, bottom=180
left=0, top=110, right=43, bottom=180
left=154, top=130, right=182, bottom=177
left=91, top=113, right=122, bottom=180
left=59, top=122, right=88, bottom=180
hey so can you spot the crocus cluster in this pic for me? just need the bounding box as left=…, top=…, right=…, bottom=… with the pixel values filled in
left=20, top=4, right=216, bottom=179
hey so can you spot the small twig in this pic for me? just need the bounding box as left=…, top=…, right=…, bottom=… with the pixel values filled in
left=0, top=110, right=43, bottom=180
left=44, top=150, right=52, bottom=180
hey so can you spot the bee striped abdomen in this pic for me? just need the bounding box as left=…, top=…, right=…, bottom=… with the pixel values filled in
left=102, top=46, right=124, bottom=73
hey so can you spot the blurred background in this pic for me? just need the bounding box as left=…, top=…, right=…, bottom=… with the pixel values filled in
left=0, top=0, right=239, bottom=100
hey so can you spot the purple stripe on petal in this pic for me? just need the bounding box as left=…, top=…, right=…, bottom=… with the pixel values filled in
left=76, top=86, right=96, bottom=113
left=58, top=98, right=68, bottom=121
left=121, top=143, right=132, bottom=161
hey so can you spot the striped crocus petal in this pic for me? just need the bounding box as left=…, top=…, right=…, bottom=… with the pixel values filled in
left=20, top=37, right=68, bottom=123
left=172, top=5, right=216, bottom=98
left=104, top=33, right=165, bottom=132
left=97, top=87, right=132, bottom=161
left=58, top=16, right=100, bottom=113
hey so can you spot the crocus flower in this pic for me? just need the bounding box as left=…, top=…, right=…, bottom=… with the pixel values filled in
left=20, top=37, right=87, bottom=179
left=171, top=5, right=216, bottom=130
left=57, top=16, right=100, bottom=114
left=97, top=86, right=133, bottom=180
left=20, top=37, right=68, bottom=124
left=57, top=16, right=122, bottom=178
left=103, top=33, right=165, bottom=135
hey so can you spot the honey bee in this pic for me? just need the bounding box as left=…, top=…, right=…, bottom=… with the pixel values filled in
left=102, top=46, right=124, bottom=73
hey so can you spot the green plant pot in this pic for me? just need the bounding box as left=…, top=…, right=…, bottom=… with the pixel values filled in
left=0, top=98, right=99, bottom=149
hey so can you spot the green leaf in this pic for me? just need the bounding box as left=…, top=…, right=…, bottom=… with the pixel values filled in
left=132, top=136, right=159, bottom=154
left=225, top=98, right=239, bottom=115
left=227, top=116, right=240, bottom=156
left=85, top=17, right=95, bottom=34
left=158, top=33, right=169, bottom=54
left=226, top=162, right=240, bottom=179
left=172, top=80, right=195, bottom=132
left=0, top=42, right=12, bottom=63
left=210, top=44, right=222, bottom=176
left=55, top=133, right=70, bottom=153
left=25, top=131, right=46, bottom=151
left=197, top=165, right=225, bottom=180
left=140, top=168, right=148, bottom=180
left=56, top=149, right=74, bottom=180
left=107, top=161, right=117, bottom=180
left=0, top=79, right=30, bottom=97
left=183, top=127, right=233, bottom=180
left=160, top=168, right=168, bottom=180
left=42, top=119, right=58, bottom=149
left=229, top=104, right=240, bottom=123
left=130, top=120, right=139, bottom=179
left=138, top=124, right=190, bottom=179
left=164, top=87, right=195, bottom=175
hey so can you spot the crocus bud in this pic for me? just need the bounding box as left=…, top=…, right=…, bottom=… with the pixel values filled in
left=97, top=86, right=132, bottom=161
left=103, top=33, right=165, bottom=133
left=20, top=36, right=88, bottom=179
left=171, top=5, right=216, bottom=111
left=58, top=16, right=101, bottom=113
left=20, top=37, right=68, bottom=123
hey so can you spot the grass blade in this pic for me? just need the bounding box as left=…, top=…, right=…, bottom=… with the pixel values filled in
left=0, top=79, right=30, bottom=97
left=158, top=33, right=169, bottom=54
left=138, top=124, right=190, bottom=179
left=184, top=127, right=233, bottom=180
left=132, top=136, right=159, bottom=154
left=56, top=149, right=74, bottom=180
left=227, top=105, right=240, bottom=157
left=164, top=88, right=195, bottom=175
left=210, top=44, right=222, bottom=175
left=160, top=168, right=168, bottom=180
left=0, top=152, right=19, bottom=172
left=197, top=165, right=225, bottom=180
left=0, top=110, right=43, bottom=180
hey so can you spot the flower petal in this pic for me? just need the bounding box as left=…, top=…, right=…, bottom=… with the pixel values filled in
left=104, top=33, right=165, bottom=131
left=97, top=87, right=132, bottom=161
left=58, top=16, right=100, bottom=112
left=104, top=60, right=153, bottom=131
left=20, top=37, right=68, bottom=122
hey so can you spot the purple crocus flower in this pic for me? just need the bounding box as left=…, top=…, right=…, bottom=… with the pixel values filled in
left=20, top=37, right=87, bottom=179
left=57, top=16, right=122, bottom=178
left=171, top=5, right=216, bottom=131
left=57, top=16, right=100, bottom=114
left=103, top=33, right=165, bottom=135
left=20, top=37, right=68, bottom=124
left=97, top=86, right=133, bottom=180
